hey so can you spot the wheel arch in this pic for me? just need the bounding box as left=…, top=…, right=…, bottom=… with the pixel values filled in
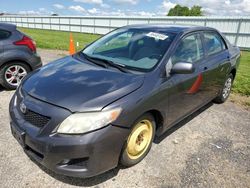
left=230, top=68, right=237, bottom=80
left=142, top=109, right=165, bottom=136
left=0, top=59, right=32, bottom=71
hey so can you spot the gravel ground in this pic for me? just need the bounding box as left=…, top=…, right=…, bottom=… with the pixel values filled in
left=0, top=49, right=249, bottom=188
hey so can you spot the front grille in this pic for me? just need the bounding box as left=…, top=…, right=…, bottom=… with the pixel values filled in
left=24, top=110, right=50, bottom=128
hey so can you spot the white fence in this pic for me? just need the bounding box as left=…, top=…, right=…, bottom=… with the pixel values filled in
left=1, top=16, right=250, bottom=49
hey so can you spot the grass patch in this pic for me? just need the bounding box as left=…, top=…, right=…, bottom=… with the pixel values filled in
left=18, top=28, right=101, bottom=51
left=18, top=28, right=250, bottom=97
left=229, top=93, right=250, bottom=109
left=232, top=51, right=250, bottom=96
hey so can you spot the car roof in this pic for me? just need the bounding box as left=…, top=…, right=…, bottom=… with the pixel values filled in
left=123, top=24, right=216, bottom=34
left=0, top=23, right=17, bottom=31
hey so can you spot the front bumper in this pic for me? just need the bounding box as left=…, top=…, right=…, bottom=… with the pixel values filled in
left=9, top=93, right=129, bottom=178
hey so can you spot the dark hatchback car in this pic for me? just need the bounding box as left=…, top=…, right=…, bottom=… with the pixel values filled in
left=0, top=23, right=41, bottom=89
left=9, top=25, right=240, bottom=178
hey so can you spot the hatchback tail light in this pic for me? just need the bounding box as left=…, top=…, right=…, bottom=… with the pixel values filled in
left=14, top=36, right=36, bottom=53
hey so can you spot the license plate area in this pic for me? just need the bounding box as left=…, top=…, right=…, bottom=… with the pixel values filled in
left=11, top=123, right=25, bottom=148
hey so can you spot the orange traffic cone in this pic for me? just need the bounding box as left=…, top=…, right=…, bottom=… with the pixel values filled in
left=69, top=33, right=76, bottom=55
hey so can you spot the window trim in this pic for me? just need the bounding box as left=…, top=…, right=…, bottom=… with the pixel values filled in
left=170, top=31, right=205, bottom=65
left=201, top=31, right=228, bottom=58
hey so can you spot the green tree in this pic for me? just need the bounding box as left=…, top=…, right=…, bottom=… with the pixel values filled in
left=190, top=6, right=203, bottom=16
left=167, top=5, right=203, bottom=16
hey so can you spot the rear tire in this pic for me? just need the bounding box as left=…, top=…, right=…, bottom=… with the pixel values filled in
left=120, top=113, right=156, bottom=167
left=0, top=62, right=30, bottom=90
left=213, top=73, right=234, bottom=104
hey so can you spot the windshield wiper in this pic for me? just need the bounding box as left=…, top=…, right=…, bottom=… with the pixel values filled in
left=96, top=58, right=130, bottom=73
left=81, top=52, right=129, bottom=73
left=80, top=52, right=108, bottom=68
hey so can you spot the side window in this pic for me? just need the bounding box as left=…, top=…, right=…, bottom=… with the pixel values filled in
left=203, top=32, right=226, bottom=56
left=94, top=32, right=133, bottom=53
left=0, top=30, right=10, bottom=40
left=171, top=34, right=203, bottom=64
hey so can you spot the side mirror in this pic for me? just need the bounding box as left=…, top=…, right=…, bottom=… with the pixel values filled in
left=171, top=62, right=195, bottom=74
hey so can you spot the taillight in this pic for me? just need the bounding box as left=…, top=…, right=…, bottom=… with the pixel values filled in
left=14, top=36, right=36, bottom=52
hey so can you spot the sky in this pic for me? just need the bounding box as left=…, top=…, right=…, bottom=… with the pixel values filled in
left=0, top=0, right=250, bottom=16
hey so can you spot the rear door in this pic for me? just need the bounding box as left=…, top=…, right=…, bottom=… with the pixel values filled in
left=0, top=29, right=11, bottom=62
left=201, top=31, right=231, bottom=97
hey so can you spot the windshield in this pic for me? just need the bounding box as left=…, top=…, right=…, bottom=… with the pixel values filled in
left=82, top=28, right=176, bottom=72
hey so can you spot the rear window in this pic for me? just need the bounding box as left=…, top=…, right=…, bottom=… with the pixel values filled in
left=0, top=30, right=11, bottom=40
left=203, top=32, right=226, bottom=56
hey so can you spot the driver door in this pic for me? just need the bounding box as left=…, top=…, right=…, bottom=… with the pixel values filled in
left=164, top=33, right=207, bottom=128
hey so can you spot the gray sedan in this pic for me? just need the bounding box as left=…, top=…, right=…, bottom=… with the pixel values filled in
left=9, top=24, right=241, bottom=178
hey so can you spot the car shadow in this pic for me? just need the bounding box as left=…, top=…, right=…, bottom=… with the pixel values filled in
left=0, top=85, right=14, bottom=92
left=0, top=85, right=5, bottom=92
left=154, top=102, right=214, bottom=144
left=26, top=101, right=214, bottom=186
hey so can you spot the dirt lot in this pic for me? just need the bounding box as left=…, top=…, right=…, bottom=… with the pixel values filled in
left=0, top=49, right=249, bottom=188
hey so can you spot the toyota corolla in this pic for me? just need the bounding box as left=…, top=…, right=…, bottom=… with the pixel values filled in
left=9, top=25, right=240, bottom=178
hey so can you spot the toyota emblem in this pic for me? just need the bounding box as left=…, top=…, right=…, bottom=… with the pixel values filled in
left=20, top=101, right=27, bottom=114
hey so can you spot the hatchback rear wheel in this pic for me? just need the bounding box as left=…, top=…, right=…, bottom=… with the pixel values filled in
left=120, top=113, right=156, bottom=167
left=0, top=62, right=30, bottom=90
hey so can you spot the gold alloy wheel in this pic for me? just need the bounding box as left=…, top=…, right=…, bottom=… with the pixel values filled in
left=126, top=120, right=153, bottom=160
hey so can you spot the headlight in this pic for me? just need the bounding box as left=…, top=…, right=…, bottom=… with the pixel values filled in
left=57, top=108, right=121, bottom=134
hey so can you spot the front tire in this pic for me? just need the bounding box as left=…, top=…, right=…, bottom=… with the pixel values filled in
left=213, top=73, right=234, bottom=104
left=120, top=113, right=156, bottom=167
left=0, top=62, right=30, bottom=90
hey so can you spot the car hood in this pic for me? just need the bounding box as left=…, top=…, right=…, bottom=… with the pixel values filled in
left=22, top=56, right=144, bottom=112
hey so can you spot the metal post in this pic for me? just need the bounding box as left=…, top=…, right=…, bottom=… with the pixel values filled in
left=93, top=18, right=96, bottom=34
left=59, top=17, right=61, bottom=31
left=26, top=17, right=29, bottom=28
left=235, top=18, right=242, bottom=46
left=50, top=17, right=51, bottom=30
left=41, top=18, right=44, bottom=29
left=80, top=18, right=82, bottom=33
left=204, top=17, right=207, bottom=26
left=68, top=18, right=71, bottom=32
left=109, top=18, right=111, bottom=32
